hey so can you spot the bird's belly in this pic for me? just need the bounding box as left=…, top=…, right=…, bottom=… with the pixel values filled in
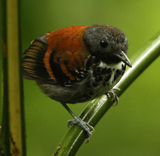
left=37, top=61, right=125, bottom=104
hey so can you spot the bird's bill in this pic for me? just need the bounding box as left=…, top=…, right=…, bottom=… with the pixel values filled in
left=114, top=51, right=132, bottom=67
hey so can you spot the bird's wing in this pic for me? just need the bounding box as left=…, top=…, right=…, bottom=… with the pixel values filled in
left=23, top=26, right=90, bottom=86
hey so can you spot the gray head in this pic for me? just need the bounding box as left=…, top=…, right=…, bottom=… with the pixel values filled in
left=83, top=24, right=131, bottom=67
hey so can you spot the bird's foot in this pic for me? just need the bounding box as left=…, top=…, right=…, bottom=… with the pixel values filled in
left=107, top=87, right=120, bottom=106
left=68, top=116, right=94, bottom=143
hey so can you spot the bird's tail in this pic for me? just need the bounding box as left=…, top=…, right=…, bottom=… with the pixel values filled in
left=22, top=34, right=54, bottom=84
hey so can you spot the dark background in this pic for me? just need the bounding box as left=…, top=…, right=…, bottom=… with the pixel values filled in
left=1, top=0, right=160, bottom=155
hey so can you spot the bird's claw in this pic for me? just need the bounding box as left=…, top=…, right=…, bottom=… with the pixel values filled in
left=107, top=87, right=120, bottom=106
left=68, top=117, right=94, bottom=143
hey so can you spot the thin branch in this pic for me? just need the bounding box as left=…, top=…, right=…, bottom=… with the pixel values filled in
left=53, top=32, right=160, bottom=156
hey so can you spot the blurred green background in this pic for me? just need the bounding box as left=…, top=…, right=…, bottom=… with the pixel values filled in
left=1, top=0, right=160, bottom=155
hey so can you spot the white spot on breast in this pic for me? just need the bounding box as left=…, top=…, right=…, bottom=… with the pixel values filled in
left=107, top=62, right=124, bottom=86
left=98, top=61, right=108, bottom=68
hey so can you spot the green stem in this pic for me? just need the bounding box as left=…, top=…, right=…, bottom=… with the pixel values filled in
left=53, top=32, right=160, bottom=156
left=0, top=0, right=26, bottom=155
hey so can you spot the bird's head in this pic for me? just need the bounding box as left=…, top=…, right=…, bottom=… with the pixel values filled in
left=83, top=24, right=132, bottom=67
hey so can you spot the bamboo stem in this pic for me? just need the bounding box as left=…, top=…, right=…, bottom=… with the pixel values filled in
left=0, top=0, right=26, bottom=155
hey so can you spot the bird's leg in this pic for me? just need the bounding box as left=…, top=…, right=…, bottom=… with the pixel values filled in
left=61, top=102, right=94, bottom=142
left=106, top=87, right=120, bottom=106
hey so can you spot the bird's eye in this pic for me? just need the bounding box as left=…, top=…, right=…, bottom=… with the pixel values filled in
left=99, top=39, right=108, bottom=48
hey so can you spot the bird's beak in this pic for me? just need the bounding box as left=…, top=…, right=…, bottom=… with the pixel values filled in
left=114, top=51, right=132, bottom=67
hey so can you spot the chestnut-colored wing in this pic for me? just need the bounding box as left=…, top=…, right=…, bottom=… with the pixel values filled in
left=23, top=26, right=90, bottom=86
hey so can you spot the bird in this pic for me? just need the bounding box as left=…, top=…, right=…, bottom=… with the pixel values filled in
left=22, top=24, right=132, bottom=142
